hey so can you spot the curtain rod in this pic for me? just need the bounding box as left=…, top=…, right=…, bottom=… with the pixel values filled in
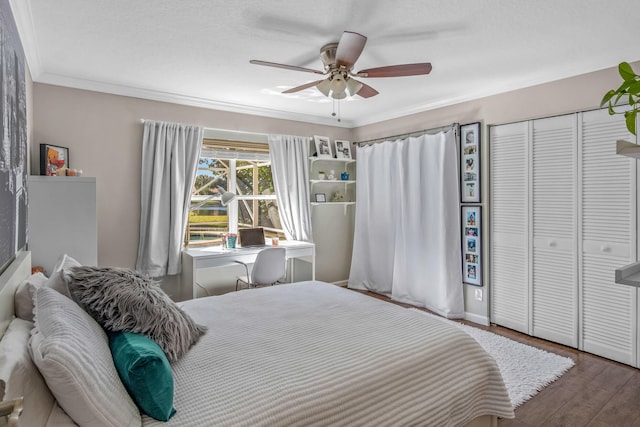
left=356, top=122, right=459, bottom=146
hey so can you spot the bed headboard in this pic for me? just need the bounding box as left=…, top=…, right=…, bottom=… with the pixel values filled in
left=0, top=251, right=30, bottom=337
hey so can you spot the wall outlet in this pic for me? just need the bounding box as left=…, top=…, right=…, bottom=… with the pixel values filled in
left=474, top=288, right=483, bottom=301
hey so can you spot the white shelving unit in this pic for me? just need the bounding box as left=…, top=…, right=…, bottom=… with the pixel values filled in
left=307, top=151, right=357, bottom=284
left=309, top=157, right=356, bottom=206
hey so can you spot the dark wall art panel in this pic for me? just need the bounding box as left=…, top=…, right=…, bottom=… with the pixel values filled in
left=0, top=0, right=27, bottom=272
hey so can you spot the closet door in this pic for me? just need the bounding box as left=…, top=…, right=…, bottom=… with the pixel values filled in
left=580, top=109, right=637, bottom=365
left=490, top=122, right=529, bottom=333
left=531, top=115, right=578, bottom=347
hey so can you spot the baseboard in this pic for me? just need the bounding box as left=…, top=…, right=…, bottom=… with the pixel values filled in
left=333, top=280, right=349, bottom=287
left=464, top=312, right=490, bottom=326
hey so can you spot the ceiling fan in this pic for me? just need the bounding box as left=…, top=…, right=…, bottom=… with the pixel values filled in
left=250, top=31, right=432, bottom=100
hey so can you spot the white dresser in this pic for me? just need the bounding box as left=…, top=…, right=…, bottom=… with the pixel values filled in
left=27, top=176, right=97, bottom=274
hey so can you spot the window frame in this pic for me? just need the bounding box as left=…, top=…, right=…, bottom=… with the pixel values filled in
left=186, top=141, right=282, bottom=247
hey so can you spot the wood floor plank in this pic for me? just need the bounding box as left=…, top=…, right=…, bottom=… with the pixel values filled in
left=589, top=371, right=640, bottom=427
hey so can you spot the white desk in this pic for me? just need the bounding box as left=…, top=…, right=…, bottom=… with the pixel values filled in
left=182, top=240, right=315, bottom=299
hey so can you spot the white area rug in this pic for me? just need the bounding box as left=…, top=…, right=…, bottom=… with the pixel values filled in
left=409, top=308, right=575, bottom=407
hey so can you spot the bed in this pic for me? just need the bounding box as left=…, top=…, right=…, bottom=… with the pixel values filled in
left=0, top=251, right=514, bottom=426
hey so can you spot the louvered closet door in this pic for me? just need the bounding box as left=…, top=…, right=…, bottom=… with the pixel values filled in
left=490, top=122, right=529, bottom=333
left=580, top=109, right=637, bottom=365
left=531, top=115, right=578, bottom=347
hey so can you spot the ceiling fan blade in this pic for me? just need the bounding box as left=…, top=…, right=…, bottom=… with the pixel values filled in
left=282, top=79, right=326, bottom=94
left=335, top=31, right=367, bottom=69
left=355, top=82, right=379, bottom=98
left=250, top=60, right=324, bottom=75
left=356, top=63, right=432, bottom=78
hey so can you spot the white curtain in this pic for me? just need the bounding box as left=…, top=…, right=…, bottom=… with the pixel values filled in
left=267, top=134, right=313, bottom=242
left=348, top=129, right=464, bottom=318
left=136, top=120, right=203, bottom=277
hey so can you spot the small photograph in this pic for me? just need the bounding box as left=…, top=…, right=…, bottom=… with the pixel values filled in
left=334, top=140, right=352, bottom=159
left=464, top=172, right=477, bottom=182
left=314, top=135, right=332, bottom=158
left=465, top=157, right=475, bottom=171
left=463, top=145, right=477, bottom=155
left=466, top=210, right=476, bottom=226
left=467, top=238, right=476, bottom=253
left=467, top=264, right=477, bottom=279
left=464, top=126, right=477, bottom=145
left=40, top=144, right=69, bottom=176
left=314, top=193, right=326, bottom=203
left=465, top=254, right=478, bottom=264
left=465, top=182, right=476, bottom=198
left=465, top=227, right=478, bottom=237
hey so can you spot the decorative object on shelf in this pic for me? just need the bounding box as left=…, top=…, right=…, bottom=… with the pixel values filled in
left=318, top=171, right=326, bottom=180
left=314, top=193, right=326, bottom=203
left=341, top=171, right=350, bottom=180
left=54, top=167, right=82, bottom=176
left=335, top=140, right=352, bottom=159
left=327, top=170, right=336, bottom=180
left=460, top=122, right=481, bottom=203
left=600, top=61, right=639, bottom=135
left=330, top=191, right=344, bottom=202
left=461, top=206, right=482, bottom=286
left=314, top=135, right=332, bottom=158
left=40, top=143, right=69, bottom=176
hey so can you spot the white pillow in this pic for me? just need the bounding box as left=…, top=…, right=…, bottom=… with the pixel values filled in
left=44, top=270, right=72, bottom=299
left=52, top=253, right=82, bottom=273
left=14, top=272, right=48, bottom=321
left=29, top=287, right=141, bottom=427
left=0, top=318, right=57, bottom=426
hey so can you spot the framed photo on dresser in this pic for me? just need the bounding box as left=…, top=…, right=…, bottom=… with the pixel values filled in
left=460, top=122, right=480, bottom=203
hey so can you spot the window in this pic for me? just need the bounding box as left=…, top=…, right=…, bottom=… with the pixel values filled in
left=186, top=138, right=285, bottom=246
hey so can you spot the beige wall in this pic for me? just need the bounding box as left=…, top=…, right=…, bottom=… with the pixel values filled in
left=31, top=61, right=636, bottom=317
left=31, top=85, right=351, bottom=274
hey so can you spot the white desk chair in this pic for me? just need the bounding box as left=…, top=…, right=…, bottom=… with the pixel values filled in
left=235, top=247, right=286, bottom=291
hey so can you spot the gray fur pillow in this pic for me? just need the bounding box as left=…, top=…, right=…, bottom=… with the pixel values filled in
left=66, top=266, right=206, bottom=362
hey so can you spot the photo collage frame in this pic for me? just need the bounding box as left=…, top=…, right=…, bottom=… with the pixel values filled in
left=460, top=122, right=480, bottom=203
left=461, top=205, right=482, bottom=286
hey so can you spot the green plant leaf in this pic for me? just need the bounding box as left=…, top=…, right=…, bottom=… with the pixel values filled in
left=619, top=62, right=637, bottom=82
left=625, top=109, right=637, bottom=135
left=628, top=81, right=640, bottom=96
left=601, top=90, right=615, bottom=106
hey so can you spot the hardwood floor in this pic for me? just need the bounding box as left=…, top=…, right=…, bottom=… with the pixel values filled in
left=355, top=290, right=640, bottom=427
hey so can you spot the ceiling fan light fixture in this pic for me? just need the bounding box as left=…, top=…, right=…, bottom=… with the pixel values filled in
left=329, top=74, right=347, bottom=99
left=330, top=75, right=347, bottom=93
left=317, top=79, right=331, bottom=96
left=331, top=90, right=347, bottom=100
left=346, top=77, right=363, bottom=96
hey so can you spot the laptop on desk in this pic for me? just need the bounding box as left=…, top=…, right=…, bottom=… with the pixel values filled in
left=238, top=227, right=266, bottom=248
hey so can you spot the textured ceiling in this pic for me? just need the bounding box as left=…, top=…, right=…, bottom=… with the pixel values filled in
left=10, top=0, right=640, bottom=127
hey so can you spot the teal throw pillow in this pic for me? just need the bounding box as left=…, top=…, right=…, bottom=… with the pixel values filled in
left=108, top=331, right=176, bottom=421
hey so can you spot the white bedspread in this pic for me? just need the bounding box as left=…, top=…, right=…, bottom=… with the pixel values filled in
left=143, top=281, right=513, bottom=426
